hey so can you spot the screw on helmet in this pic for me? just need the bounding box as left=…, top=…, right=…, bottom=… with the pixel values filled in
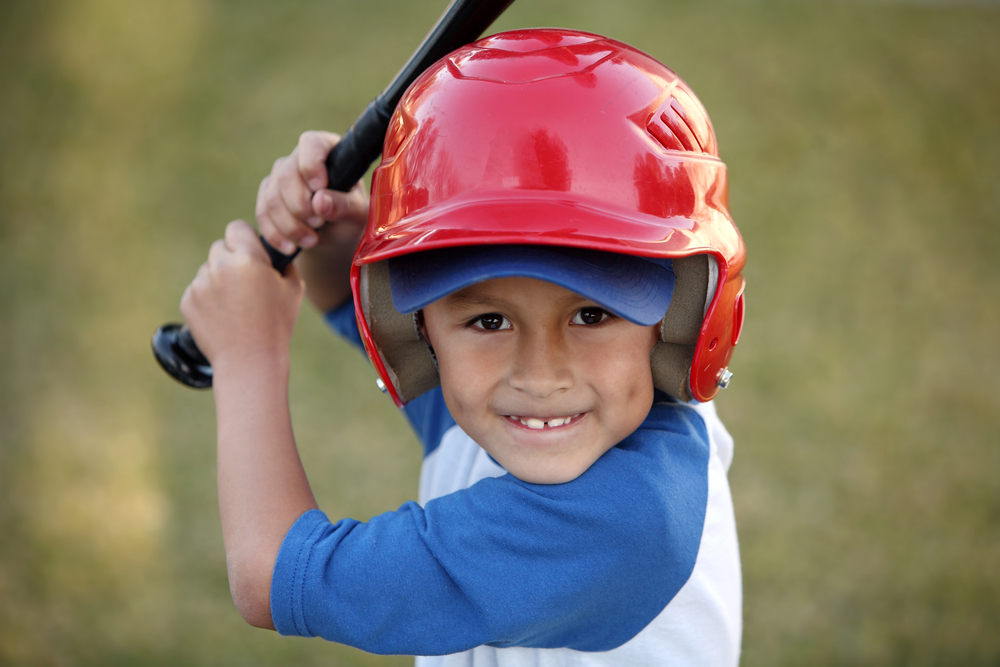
left=350, top=28, right=746, bottom=407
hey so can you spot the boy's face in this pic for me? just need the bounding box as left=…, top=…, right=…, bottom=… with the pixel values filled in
left=421, top=276, right=661, bottom=485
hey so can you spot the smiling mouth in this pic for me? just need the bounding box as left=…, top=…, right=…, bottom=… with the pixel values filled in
left=506, top=414, right=582, bottom=430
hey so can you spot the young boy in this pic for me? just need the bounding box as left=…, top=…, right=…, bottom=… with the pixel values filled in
left=181, top=29, right=746, bottom=665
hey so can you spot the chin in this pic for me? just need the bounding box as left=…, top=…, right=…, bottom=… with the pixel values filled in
left=503, top=455, right=596, bottom=485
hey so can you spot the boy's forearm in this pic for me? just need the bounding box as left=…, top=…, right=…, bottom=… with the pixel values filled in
left=212, top=352, right=318, bottom=630
left=296, top=226, right=362, bottom=313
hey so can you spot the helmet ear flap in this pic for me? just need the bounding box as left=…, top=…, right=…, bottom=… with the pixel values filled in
left=359, top=262, right=440, bottom=403
left=651, top=254, right=714, bottom=401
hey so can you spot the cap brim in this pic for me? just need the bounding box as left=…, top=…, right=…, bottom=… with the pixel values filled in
left=388, top=245, right=674, bottom=326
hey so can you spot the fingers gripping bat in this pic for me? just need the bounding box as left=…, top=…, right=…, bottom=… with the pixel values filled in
left=152, top=0, right=516, bottom=388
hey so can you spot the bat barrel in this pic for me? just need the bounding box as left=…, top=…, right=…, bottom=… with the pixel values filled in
left=326, top=99, right=395, bottom=192
left=382, top=0, right=515, bottom=105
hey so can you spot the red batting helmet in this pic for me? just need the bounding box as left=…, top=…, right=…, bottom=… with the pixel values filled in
left=350, top=28, right=746, bottom=407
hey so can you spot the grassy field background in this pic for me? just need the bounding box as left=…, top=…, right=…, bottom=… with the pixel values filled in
left=2, top=0, right=998, bottom=664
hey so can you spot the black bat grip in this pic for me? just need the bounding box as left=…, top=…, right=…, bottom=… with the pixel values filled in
left=256, top=98, right=393, bottom=272
left=155, top=0, right=514, bottom=389
left=326, top=99, right=394, bottom=191
left=155, top=100, right=393, bottom=388
left=258, top=99, right=393, bottom=270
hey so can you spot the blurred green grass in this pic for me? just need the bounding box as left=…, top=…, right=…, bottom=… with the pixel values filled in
left=1, top=0, right=998, bottom=664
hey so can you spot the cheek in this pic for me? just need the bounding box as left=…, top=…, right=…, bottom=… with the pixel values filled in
left=600, top=327, right=658, bottom=390
left=629, top=325, right=660, bottom=395
left=434, top=339, right=501, bottom=421
left=591, top=328, right=657, bottom=432
left=620, top=359, right=655, bottom=407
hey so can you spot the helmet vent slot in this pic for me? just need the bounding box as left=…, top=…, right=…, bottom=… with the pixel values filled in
left=647, top=95, right=708, bottom=154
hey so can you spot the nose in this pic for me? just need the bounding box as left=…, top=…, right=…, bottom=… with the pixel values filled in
left=508, top=327, right=573, bottom=399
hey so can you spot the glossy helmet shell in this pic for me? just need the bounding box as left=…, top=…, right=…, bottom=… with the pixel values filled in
left=351, top=28, right=746, bottom=407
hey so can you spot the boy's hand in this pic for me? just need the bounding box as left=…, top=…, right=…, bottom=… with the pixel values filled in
left=180, top=219, right=304, bottom=372
left=256, top=130, right=369, bottom=256
left=256, top=130, right=369, bottom=312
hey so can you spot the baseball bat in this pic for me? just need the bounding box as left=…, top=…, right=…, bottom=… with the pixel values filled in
left=153, top=0, right=516, bottom=389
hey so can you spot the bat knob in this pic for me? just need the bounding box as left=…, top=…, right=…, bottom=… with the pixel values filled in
left=152, top=323, right=213, bottom=389
left=152, top=235, right=292, bottom=390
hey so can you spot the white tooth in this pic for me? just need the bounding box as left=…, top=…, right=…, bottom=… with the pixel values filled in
left=525, top=418, right=545, bottom=429
left=548, top=418, right=565, bottom=427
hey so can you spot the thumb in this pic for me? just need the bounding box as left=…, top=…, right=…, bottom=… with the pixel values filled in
left=313, top=179, right=369, bottom=226
left=296, top=130, right=341, bottom=193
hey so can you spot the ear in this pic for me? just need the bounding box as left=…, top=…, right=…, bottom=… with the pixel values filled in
left=415, top=309, right=434, bottom=352
left=414, top=308, right=438, bottom=370
left=647, top=322, right=662, bottom=351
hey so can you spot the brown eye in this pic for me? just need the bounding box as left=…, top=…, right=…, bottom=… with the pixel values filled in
left=573, top=307, right=611, bottom=325
left=472, top=313, right=511, bottom=331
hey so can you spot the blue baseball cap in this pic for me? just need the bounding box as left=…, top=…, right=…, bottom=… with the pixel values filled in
left=387, top=245, right=675, bottom=326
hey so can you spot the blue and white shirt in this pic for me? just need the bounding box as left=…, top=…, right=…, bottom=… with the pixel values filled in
left=269, top=301, right=742, bottom=665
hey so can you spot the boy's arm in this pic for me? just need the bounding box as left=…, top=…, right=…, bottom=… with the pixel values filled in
left=180, top=220, right=318, bottom=630
left=267, top=407, right=715, bottom=654
left=255, top=130, right=369, bottom=313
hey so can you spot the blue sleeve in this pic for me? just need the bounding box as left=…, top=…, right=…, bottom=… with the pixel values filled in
left=270, top=403, right=711, bottom=655
left=399, top=389, right=455, bottom=458
left=323, top=298, right=455, bottom=458
left=324, top=299, right=365, bottom=351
